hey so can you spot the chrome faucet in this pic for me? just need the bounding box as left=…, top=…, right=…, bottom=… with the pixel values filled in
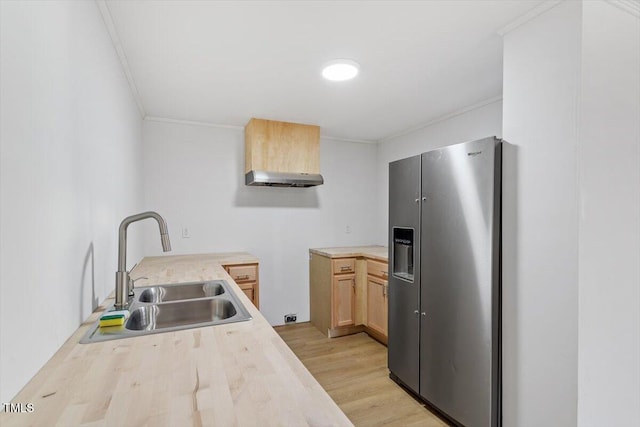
left=115, top=211, right=171, bottom=309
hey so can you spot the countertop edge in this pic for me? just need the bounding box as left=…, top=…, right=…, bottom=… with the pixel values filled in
left=309, top=246, right=388, bottom=262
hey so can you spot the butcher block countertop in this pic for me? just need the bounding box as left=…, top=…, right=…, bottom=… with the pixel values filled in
left=1, top=252, right=353, bottom=427
left=309, top=245, right=388, bottom=262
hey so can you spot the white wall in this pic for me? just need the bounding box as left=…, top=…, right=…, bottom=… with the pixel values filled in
left=577, top=2, right=640, bottom=425
left=502, top=2, right=582, bottom=425
left=141, top=119, right=378, bottom=326
left=0, top=1, right=144, bottom=402
left=375, top=100, right=503, bottom=244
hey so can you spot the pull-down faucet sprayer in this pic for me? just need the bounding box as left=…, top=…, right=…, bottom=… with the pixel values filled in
left=115, top=211, right=171, bottom=310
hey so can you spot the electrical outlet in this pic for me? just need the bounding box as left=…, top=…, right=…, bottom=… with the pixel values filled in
left=182, top=227, right=190, bottom=239
left=284, top=313, right=297, bottom=323
left=345, top=225, right=351, bottom=234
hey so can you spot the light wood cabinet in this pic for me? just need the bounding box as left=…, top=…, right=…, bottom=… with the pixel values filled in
left=310, top=253, right=361, bottom=337
left=366, top=277, right=388, bottom=338
left=366, top=259, right=388, bottom=280
left=332, top=258, right=355, bottom=274
left=224, top=263, right=259, bottom=309
left=333, top=274, right=356, bottom=327
left=310, top=251, right=389, bottom=342
left=365, top=259, right=389, bottom=343
left=245, top=118, right=320, bottom=174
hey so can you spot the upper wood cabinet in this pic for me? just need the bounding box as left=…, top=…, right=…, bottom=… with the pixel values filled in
left=245, top=118, right=320, bottom=174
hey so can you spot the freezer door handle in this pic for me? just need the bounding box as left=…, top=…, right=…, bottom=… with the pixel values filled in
left=421, top=312, right=426, bottom=316
left=414, top=310, right=420, bottom=315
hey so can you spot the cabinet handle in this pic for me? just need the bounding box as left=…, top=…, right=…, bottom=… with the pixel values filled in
left=382, top=271, right=388, bottom=276
left=236, top=274, right=249, bottom=280
left=340, top=266, right=351, bottom=271
left=352, top=279, right=355, bottom=290
left=383, top=286, right=387, bottom=297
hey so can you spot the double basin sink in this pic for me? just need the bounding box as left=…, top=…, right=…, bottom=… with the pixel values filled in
left=81, top=280, right=252, bottom=343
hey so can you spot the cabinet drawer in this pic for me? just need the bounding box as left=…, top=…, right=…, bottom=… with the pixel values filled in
left=367, top=259, right=388, bottom=280
left=332, top=258, right=355, bottom=274
left=227, top=264, right=258, bottom=282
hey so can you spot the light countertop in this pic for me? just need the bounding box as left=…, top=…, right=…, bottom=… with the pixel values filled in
left=1, top=252, right=352, bottom=426
left=309, top=245, right=388, bottom=262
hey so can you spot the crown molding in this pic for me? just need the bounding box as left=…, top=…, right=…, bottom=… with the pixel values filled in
left=497, top=1, right=564, bottom=36
left=321, top=135, right=376, bottom=144
left=96, top=0, right=146, bottom=118
left=378, top=96, right=503, bottom=143
left=144, top=116, right=376, bottom=144
left=605, top=0, right=640, bottom=18
left=498, top=0, right=639, bottom=36
left=145, top=116, right=244, bottom=130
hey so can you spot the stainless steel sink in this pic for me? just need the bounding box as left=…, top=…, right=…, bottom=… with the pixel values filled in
left=137, top=281, right=224, bottom=303
left=80, top=280, right=251, bottom=344
left=127, top=299, right=236, bottom=331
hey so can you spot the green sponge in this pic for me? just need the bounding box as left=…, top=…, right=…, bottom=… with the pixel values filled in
left=99, top=310, right=129, bottom=328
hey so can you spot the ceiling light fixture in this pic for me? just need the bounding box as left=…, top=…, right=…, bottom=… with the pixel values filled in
left=322, top=59, right=360, bottom=82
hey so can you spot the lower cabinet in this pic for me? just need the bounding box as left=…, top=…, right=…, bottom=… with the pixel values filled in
left=238, top=282, right=255, bottom=303
left=310, top=251, right=388, bottom=343
left=333, top=274, right=356, bottom=328
left=224, top=263, right=259, bottom=309
left=365, top=259, right=388, bottom=342
left=366, top=277, right=388, bottom=338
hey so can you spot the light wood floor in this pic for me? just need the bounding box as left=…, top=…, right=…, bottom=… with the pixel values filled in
left=274, top=322, right=448, bottom=427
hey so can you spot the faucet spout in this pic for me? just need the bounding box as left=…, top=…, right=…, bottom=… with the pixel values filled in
left=115, top=211, right=171, bottom=310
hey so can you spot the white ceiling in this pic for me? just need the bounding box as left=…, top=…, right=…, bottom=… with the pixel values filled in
left=104, top=0, right=543, bottom=142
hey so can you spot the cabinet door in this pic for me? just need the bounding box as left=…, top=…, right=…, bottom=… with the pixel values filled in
left=332, top=274, right=355, bottom=328
left=367, top=277, right=388, bottom=337
left=241, top=286, right=254, bottom=302
left=238, top=282, right=256, bottom=307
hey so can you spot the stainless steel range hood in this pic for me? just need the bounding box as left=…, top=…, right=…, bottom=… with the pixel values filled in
left=245, top=170, right=324, bottom=187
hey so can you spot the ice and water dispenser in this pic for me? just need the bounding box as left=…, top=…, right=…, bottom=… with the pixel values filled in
left=392, top=227, right=414, bottom=282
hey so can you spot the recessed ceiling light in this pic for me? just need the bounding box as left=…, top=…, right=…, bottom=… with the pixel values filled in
left=322, top=59, right=360, bottom=82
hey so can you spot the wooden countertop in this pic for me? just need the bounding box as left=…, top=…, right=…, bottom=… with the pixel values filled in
left=1, top=252, right=352, bottom=427
left=309, top=246, right=388, bottom=262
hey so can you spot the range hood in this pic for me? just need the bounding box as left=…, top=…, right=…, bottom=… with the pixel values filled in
left=245, top=118, right=324, bottom=187
left=245, top=170, right=324, bottom=187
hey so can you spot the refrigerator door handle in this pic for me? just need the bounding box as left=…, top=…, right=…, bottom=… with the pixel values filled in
left=414, top=310, right=420, bottom=315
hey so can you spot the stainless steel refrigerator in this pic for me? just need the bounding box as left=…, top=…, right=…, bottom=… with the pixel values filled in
left=388, top=137, right=501, bottom=427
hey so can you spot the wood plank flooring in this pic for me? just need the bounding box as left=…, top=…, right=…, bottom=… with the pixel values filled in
left=274, top=322, right=448, bottom=427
